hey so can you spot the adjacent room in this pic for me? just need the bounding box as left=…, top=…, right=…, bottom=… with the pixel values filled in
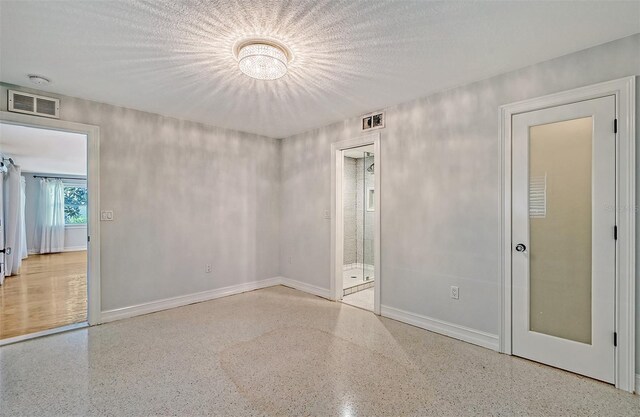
left=0, top=1, right=639, bottom=416
left=0, top=123, right=88, bottom=340
left=341, top=145, right=376, bottom=311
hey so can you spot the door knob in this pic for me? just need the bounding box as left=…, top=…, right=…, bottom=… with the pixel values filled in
left=515, top=243, right=527, bottom=252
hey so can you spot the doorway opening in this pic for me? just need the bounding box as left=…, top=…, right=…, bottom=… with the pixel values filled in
left=341, top=146, right=375, bottom=311
left=0, top=115, right=99, bottom=344
left=331, top=133, right=381, bottom=314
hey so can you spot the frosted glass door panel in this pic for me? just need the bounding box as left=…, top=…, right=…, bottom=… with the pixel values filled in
left=529, top=117, right=593, bottom=344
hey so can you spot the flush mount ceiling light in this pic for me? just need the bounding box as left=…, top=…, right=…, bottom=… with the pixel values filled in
left=234, top=39, right=292, bottom=80
left=27, top=74, right=51, bottom=85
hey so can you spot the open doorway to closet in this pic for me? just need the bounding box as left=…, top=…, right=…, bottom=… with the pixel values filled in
left=0, top=122, right=89, bottom=341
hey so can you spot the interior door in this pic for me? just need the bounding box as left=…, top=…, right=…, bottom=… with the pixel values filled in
left=511, top=95, right=616, bottom=383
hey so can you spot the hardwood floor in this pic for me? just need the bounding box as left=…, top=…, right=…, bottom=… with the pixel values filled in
left=0, top=251, right=87, bottom=340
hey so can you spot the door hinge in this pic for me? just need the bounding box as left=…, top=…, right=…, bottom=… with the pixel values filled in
left=87, top=235, right=90, bottom=243
left=614, top=118, right=618, bottom=134
left=614, top=225, right=618, bottom=240
left=614, top=332, right=617, bottom=347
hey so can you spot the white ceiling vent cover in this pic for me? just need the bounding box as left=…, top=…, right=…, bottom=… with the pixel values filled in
left=8, top=90, right=59, bottom=119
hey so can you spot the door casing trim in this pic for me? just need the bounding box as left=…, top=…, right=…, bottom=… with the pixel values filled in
left=499, top=77, right=636, bottom=392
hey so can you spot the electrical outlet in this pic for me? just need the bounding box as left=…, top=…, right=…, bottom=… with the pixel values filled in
left=323, top=210, right=330, bottom=219
left=205, top=264, right=212, bottom=273
left=100, top=210, right=114, bottom=221
left=450, top=286, right=459, bottom=300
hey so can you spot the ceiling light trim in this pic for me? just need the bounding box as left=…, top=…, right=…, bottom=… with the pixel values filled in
left=232, top=38, right=294, bottom=63
left=233, top=37, right=293, bottom=81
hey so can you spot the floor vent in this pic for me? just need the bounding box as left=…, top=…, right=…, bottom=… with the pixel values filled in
left=8, top=90, right=59, bottom=119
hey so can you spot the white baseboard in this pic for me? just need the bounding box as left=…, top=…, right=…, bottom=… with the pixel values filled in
left=100, top=277, right=500, bottom=356
left=27, top=246, right=87, bottom=255
left=62, top=246, right=87, bottom=252
left=279, top=277, right=333, bottom=300
left=380, top=304, right=500, bottom=351
left=100, top=277, right=281, bottom=323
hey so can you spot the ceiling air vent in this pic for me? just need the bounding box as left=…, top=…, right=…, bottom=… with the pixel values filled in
left=361, top=111, right=385, bottom=131
left=8, top=90, right=59, bottom=119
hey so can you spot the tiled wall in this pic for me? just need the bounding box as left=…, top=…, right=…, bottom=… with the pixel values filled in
left=343, top=153, right=375, bottom=267
left=356, top=155, right=374, bottom=267
left=343, top=157, right=357, bottom=264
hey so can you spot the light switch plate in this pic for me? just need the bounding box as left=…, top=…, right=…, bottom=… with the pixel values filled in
left=100, top=210, right=114, bottom=221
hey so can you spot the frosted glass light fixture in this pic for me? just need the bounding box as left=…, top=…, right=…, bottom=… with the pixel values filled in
left=236, top=40, right=290, bottom=80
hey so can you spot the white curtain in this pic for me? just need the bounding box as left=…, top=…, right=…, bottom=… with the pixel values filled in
left=3, top=164, right=26, bottom=276
left=33, top=178, right=65, bottom=254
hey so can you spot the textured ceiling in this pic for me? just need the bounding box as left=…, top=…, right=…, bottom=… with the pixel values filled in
left=0, top=123, right=87, bottom=175
left=1, top=1, right=638, bottom=138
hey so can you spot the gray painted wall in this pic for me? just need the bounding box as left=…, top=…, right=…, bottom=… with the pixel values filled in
left=279, top=34, right=640, bottom=371
left=1, top=84, right=281, bottom=312
left=23, top=173, right=88, bottom=252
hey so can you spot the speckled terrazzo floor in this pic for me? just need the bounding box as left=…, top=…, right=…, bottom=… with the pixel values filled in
left=1, top=286, right=639, bottom=416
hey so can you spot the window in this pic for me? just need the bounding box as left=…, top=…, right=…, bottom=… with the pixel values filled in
left=64, top=184, right=88, bottom=225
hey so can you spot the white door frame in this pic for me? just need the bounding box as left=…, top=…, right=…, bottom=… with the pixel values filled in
left=0, top=111, right=101, bottom=329
left=331, top=132, right=381, bottom=314
left=499, top=77, right=636, bottom=392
